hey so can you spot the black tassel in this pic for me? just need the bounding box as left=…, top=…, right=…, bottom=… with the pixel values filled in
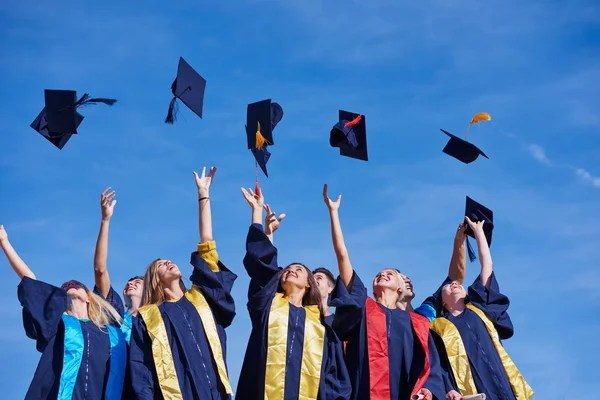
left=466, top=236, right=477, bottom=262
left=74, top=93, right=118, bottom=107
left=165, top=97, right=178, bottom=124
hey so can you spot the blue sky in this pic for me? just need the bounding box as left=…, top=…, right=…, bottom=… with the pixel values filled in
left=1, top=0, right=599, bottom=398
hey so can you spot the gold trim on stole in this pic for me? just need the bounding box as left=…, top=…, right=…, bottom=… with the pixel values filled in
left=430, top=304, right=534, bottom=399
left=138, top=304, right=183, bottom=400
left=298, top=305, right=325, bottom=400
left=264, top=293, right=326, bottom=400
left=185, top=286, right=233, bottom=395
left=430, top=318, right=477, bottom=395
left=466, top=304, right=534, bottom=400
left=265, top=293, right=290, bottom=399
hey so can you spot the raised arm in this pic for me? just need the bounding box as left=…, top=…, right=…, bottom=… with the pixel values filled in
left=94, top=187, right=116, bottom=298
left=0, top=225, right=36, bottom=280
left=193, top=167, right=216, bottom=243
left=465, top=217, right=492, bottom=288
left=323, top=184, right=353, bottom=288
left=448, top=222, right=467, bottom=283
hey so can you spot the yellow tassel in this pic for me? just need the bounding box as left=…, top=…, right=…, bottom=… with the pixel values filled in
left=255, top=121, right=270, bottom=148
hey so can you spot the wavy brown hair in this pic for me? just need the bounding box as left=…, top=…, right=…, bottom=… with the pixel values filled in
left=140, top=258, right=187, bottom=307
left=278, top=262, right=324, bottom=315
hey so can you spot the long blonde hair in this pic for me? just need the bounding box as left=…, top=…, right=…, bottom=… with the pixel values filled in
left=140, top=258, right=187, bottom=307
left=84, top=288, right=123, bottom=328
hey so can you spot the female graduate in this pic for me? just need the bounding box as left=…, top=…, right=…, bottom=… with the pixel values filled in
left=0, top=225, right=127, bottom=400
left=323, top=184, right=463, bottom=400
left=129, top=167, right=237, bottom=400
left=427, top=217, right=534, bottom=400
left=236, top=187, right=352, bottom=400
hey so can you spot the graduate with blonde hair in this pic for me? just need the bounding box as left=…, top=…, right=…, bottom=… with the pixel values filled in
left=0, top=225, right=127, bottom=400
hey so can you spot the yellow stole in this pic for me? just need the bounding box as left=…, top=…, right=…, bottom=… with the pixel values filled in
left=138, top=241, right=233, bottom=399
left=430, top=303, right=534, bottom=399
left=264, top=292, right=325, bottom=400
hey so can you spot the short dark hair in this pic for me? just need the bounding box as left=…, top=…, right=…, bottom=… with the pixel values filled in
left=128, top=276, right=144, bottom=282
left=312, top=267, right=336, bottom=287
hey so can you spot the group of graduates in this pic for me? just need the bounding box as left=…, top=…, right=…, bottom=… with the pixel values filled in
left=0, top=167, right=534, bottom=400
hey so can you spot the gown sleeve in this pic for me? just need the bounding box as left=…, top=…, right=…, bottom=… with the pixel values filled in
left=330, top=271, right=368, bottom=340
left=468, top=272, right=514, bottom=340
left=17, top=277, right=68, bottom=352
left=189, top=240, right=238, bottom=328
left=242, top=224, right=282, bottom=316
left=128, top=316, right=156, bottom=400
left=93, top=285, right=125, bottom=318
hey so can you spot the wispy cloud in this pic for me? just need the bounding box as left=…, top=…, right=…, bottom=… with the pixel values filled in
left=527, top=144, right=551, bottom=165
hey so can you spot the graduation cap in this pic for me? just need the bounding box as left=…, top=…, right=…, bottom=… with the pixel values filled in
left=165, top=57, right=207, bottom=124
left=441, top=129, right=488, bottom=164
left=464, top=196, right=494, bottom=262
left=330, top=110, right=368, bottom=161
left=30, top=90, right=116, bottom=149
left=245, top=100, right=283, bottom=194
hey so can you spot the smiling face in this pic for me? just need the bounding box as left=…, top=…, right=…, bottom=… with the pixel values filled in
left=154, top=259, right=182, bottom=285
left=399, top=273, right=415, bottom=299
left=441, top=281, right=467, bottom=310
left=123, top=277, right=144, bottom=299
left=61, top=280, right=90, bottom=303
left=314, top=272, right=334, bottom=300
left=280, top=263, right=310, bottom=293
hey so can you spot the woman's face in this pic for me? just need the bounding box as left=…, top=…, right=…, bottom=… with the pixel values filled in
left=441, top=281, right=466, bottom=308
left=373, top=269, right=402, bottom=294
left=61, top=280, right=89, bottom=303
left=280, top=264, right=310, bottom=291
left=155, top=259, right=182, bottom=285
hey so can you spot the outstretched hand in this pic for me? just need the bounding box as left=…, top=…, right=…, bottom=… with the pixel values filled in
left=241, top=187, right=265, bottom=209
left=323, top=184, right=342, bottom=211
left=0, top=225, right=7, bottom=243
left=264, top=204, right=286, bottom=235
left=193, top=166, right=217, bottom=195
left=100, top=187, right=117, bottom=221
left=465, top=216, right=485, bottom=237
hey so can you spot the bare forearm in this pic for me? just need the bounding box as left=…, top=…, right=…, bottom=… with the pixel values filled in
left=476, top=234, right=493, bottom=287
left=0, top=240, right=35, bottom=280
left=198, top=191, right=212, bottom=243
left=329, top=210, right=353, bottom=287
left=94, top=220, right=110, bottom=273
left=448, top=243, right=466, bottom=283
left=252, top=208, right=262, bottom=225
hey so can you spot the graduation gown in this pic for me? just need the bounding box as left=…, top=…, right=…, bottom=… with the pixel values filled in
left=129, top=243, right=237, bottom=400
left=330, top=273, right=449, bottom=400
left=18, top=277, right=127, bottom=400
left=94, top=285, right=135, bottom=400
left=427, top=273, right=534, bottom=400
left=236, top=223, right=352, bottom=400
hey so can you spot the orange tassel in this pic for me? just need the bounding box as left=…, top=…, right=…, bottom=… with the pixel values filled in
left=344, top=114, right=362, bottom=128
left=255, top=121, right=270, bottom=149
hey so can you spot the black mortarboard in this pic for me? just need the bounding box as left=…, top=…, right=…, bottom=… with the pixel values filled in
left=330, top=110, right=368, bottom=161
left=252, top=147, right=271, bottom=177
left=165, top=57, right=207, bottom=124
left=31, top=90, right=116, bottom=149
left=30, top=108, right=84, bottom=150
left=245, top=99, right=283, bottom=149
left=464, top=196, right=494, bottom=262
left=441, top=129, right=488, bottom=164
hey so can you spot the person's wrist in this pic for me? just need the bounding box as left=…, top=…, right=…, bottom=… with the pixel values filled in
left=198, top=189, right=209, bottom=198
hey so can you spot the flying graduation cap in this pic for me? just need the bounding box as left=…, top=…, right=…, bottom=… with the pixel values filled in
left=30, top=89, right=116, bottom=150
left=165, top=57, right=207, bottom=124
left=441, top=113, right=491, bottom=164
left=245, top=99, right=284, bottom=192
left=330, top=110, right=368, bottom=161
left=464, top=196, right=494, bottom=262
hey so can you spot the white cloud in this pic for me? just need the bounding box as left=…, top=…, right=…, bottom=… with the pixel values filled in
left=575, top=168, right=600, bottom=188
left=527, top=144, right=552, bottom=165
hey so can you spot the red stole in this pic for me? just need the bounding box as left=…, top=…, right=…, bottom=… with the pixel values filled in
left=365, top=297, right=431, bottom=399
